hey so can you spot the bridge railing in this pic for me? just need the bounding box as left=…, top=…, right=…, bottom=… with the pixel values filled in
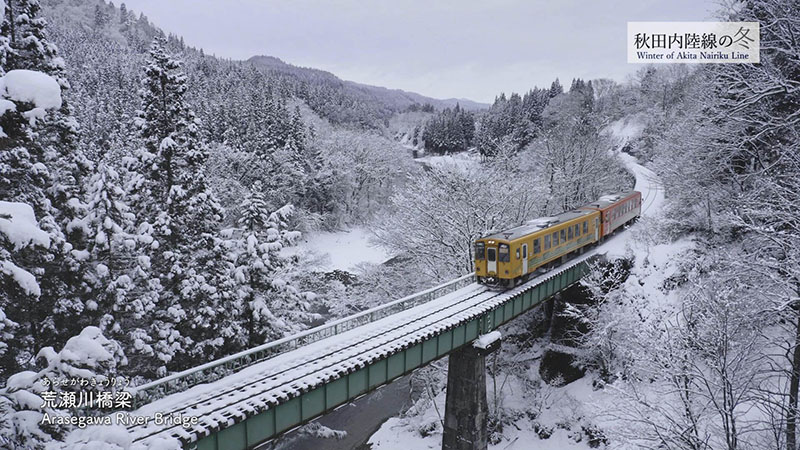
left=131, top=272, right=476, bottom=407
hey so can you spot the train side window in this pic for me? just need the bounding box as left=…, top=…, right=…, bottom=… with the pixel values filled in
left=583, top=221, right=588, bottom=234
left=574, top=224, right=580, bottom=237
left=534, top=238, right=541, bottom=253
left=552, top=231, right=559, bottom=246
left=474, top=242, right=485, bottom=260
left=544, top=235, right=551, bottom=250
left=568, top=226, right=573, bottom=240
left=522, top=245, right=527, bottom=259
left=498, top=244, right=510, bottom=262
left=560, top=229, right=566, bottom=242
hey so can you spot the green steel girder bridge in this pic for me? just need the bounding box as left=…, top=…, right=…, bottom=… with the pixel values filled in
left=124, top=252, right=599, bottom=450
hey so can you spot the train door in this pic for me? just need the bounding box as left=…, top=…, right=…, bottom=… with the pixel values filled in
left=522, top=244, right=528, bottom=274
left=487, top=247, right=497, bottom=274
left=595, top=217, right=600, bottom=240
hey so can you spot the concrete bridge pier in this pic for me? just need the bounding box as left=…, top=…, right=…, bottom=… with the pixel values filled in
left=442, top=336, right=501, bottom=450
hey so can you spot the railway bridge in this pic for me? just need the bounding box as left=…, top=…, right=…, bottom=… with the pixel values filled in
left=122, top=153, right=663, bottom=450
left=123, top=252, right=599, bottom=450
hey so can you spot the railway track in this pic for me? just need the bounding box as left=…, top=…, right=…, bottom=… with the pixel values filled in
left=126, top=158, right=661, bottom=446
left=128, top=253, right=599, bottom=445
left=129, top=284, right=503, bottom=442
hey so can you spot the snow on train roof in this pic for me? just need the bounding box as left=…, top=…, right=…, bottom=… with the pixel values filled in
left=581, top=190, right=638, bottom=209
left=481, top=209, right=595, bottom=242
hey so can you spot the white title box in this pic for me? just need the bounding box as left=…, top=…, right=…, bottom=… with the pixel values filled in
left=628, top=22, right=760, bottom=64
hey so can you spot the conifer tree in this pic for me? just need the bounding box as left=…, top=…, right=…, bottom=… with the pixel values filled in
left=230, top=182, right=318, bottom=346
left=131, top=36, right=231, bottom=372
left=80, top=149, right=155, bottom=374
left=0, top=0, right=89, bottom=375
left=549, top=78, right=564, bottom=98
left=93, top=4, right=109, bottom=29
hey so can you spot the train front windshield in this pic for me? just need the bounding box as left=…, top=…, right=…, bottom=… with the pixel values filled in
left=498, top=244, right=510, bottom=262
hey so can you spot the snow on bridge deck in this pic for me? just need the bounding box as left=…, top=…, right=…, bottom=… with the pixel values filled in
left=124, top=156, right=662, bottom=448
left=125, top=252, right=600, bottom=447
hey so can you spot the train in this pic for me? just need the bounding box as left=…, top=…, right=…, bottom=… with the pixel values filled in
left=473, top=191, right=642, bottom=288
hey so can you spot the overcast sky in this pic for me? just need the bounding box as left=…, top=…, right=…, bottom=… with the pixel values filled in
left=119, top=0, right=717, bottom=103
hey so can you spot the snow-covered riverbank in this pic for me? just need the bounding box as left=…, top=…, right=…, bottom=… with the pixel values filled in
left=282, top=227, right=393, bottom=272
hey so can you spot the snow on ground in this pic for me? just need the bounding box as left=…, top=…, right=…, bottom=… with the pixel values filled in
left=606, top=113, right=664, bottom=221
left=281, top=227, right=392, bottom=272
left=415, top=151, right=481, bottom=172
left=368, top=369, right=613, bottom=450
left=606, top=115, right=646, bottom=145
left=599, top=115, right=665, bottom=259
left=619, top=151, right=664, bottom=218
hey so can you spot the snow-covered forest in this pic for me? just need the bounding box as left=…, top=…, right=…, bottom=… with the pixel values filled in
left=0, top=0, right=798, bottom=449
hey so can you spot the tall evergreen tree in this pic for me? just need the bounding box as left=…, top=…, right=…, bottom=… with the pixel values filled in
left=549, top=78, right=564, bottom=98
left=79, top=147, right=156, bottom=376
left=0, top=0, right=89, bottom=376
left=421, top=105, right=474, bottom=154
left=131, top=36, right=232, bottom=373
left=230, top=182, right=317, bottom=346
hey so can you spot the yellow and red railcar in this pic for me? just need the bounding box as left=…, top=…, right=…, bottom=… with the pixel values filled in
left=473, top=191, right=641, bottom=288
left=474, top=209, right=600, bottom=288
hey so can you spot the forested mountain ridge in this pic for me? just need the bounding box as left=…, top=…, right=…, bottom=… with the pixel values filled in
left=33, top=0, right=488, bottom=180
left=41, top=0, right=486, bottom=131
left=248, top=54, right=488, bottom=118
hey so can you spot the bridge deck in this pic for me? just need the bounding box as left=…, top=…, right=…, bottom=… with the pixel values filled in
left=126, top=252, right=598, bottom=449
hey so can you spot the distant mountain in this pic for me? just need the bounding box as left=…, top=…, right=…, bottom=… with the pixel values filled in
left=247, top=55, right=488, bottom=113
left=40, top=0, right=486, bottom=131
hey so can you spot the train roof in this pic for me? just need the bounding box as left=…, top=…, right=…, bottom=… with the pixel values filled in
left=480, top=208, right=597, bottom=242
left=580, top=191, right=639, bottom=210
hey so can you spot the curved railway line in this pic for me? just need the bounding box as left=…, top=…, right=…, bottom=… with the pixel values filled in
left=126, top=154, right=663, bottom=447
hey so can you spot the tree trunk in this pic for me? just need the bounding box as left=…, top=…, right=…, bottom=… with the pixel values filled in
left=787, top=303, right=800, bottom=450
